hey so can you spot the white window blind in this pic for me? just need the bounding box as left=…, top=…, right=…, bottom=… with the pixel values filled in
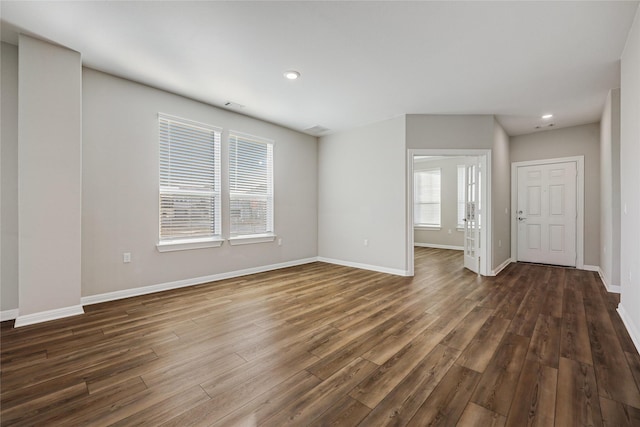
left=159, top=113, right=221, bottom=243
left=229, top=132, right=274, bottom=236
left=414, top=168, right=441, bottom=227
left=457, top=165, right=466, bottom=228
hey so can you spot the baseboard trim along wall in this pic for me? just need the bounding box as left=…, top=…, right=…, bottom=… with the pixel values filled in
left=582, top=264, right=599, bottom=272
left=598, top=267, right=622, bottom=294
left=414, top=243, right=464, bottom=251
left=0, top=309, right=19, bottom=322
left=81, top=257, right=318, bottom=306
left=317, top=257, right=410, bottom=276
left=491, top=258, right=513, bottom=276
left=617, top=303, right=640, bottom=355
left=14, top=305, right=85, bottom=327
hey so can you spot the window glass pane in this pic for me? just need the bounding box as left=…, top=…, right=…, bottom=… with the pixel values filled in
left=229, top=133, right=274, bottom=236
left=414, top=168, right=441, bottom=226
left=457, top=165, right=465, bottom=228
left=230, top=198, right=269, bottom=235
left=160, top=193, right=219, bottom=239
left=159, top=114, right=221, bottom=242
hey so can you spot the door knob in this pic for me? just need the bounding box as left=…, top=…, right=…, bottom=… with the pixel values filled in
left=518, top=216, right=527, bottom=221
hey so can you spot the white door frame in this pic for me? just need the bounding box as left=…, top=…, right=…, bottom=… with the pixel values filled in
left=407, top=149, right=492, bottom=277
left=510, top=156, right=584, bottom=269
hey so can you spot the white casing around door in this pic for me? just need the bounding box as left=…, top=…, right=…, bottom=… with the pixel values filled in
left=516, top=161, right=577, bottom=267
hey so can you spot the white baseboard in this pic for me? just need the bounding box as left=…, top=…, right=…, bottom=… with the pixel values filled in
left=1, top=309, right=19, bottom=322
left=491, top=258, right=513, bottom=276
left=618, top=303, right=640, bottom=355
left=582, top=264, right=599, bottom=272
left=14, top=305, right=84, bottom=328
left=597, top=267, right=621, bottom=294
left=414, top=243, right=464, bottom=251
left=81, top=257, right=318, bottom=306
left=317, top=257, right=410, bottom=276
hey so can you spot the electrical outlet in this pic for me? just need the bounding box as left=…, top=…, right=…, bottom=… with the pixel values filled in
left=364, top=239, right=369, bottom=247
left=498, top=240, right=502, bottom=248
left=448, top=229, right=452, bottom=234
left=278, top=238, right=282, bottom=246
left=123, top=252, right=131, bottom=263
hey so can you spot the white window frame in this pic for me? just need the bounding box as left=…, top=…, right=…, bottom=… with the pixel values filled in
left=156, top=113, right=223, bottom=252
left=414, top=168, right=441, bottom=229
left=228, top=131, right=275, bottom=246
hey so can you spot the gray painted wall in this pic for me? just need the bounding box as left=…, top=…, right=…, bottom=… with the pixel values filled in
left=510, top=123, right=601, bottom=267
left=18, top=35, right=83, bottom=316
left=492, top=120, right=511, bottom=270
left=406, top=115, right=495, bottom=150
left=600, top=88, right=621, bottom=289
left=318, top=117, right=407, bottom=273
left=82, top=69, right=318, bottom=297
left=620, top=6, right=640, bottom=347
left=1, top=42, right=19, bottom=312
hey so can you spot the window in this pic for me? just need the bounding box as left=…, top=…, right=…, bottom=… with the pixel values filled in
left=457, top=165, right=466, bottom=228
left=158, top=114, right=222, bottom=251
left=229, top=132, right=274, bottom=243
left=414, top=168, right=440, bottom=227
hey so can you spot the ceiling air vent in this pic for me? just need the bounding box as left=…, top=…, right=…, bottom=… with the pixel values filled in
left=535, top=123, right=555, bottom=130
left=224, top=101, right=245, bottom=109
left=304, top=125, right=330, bottom=136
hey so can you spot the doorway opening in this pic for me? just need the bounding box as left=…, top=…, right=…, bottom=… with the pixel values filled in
left=407, top=149, right=492, bottom=276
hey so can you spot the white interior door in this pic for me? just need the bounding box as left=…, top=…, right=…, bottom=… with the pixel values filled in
left=516, top=161, right=577, bottom=266
left=464, top=158, right=480, bottom=273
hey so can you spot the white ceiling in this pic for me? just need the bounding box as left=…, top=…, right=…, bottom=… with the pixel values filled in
left=1, top=1, right=638, bottom=136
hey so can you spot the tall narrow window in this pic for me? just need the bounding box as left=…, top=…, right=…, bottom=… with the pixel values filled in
left=457, top=165, right=466, bottom=228
left=229, top=132, right=274, bottom=241
left=158, top=114, right=222, bottom=250
left=414, top=168, right=441, bottom=227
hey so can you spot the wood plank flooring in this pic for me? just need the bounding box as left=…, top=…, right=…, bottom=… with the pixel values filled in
left=2, top=247, right=640, bottom=426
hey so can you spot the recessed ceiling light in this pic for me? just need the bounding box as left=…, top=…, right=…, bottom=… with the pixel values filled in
left=542, top=114, right=553, bottom=119
left=284, top=70, right=300, bottom=80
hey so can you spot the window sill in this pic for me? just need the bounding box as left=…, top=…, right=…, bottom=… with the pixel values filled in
left=157, top=238, right=224, bottom=252
left=414, top=225, right=441, bottom=231
left=229, top=233, right=276, bottom=246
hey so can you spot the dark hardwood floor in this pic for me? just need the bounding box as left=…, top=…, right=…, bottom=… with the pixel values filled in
left=2, top=247, right=640, bottom=426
